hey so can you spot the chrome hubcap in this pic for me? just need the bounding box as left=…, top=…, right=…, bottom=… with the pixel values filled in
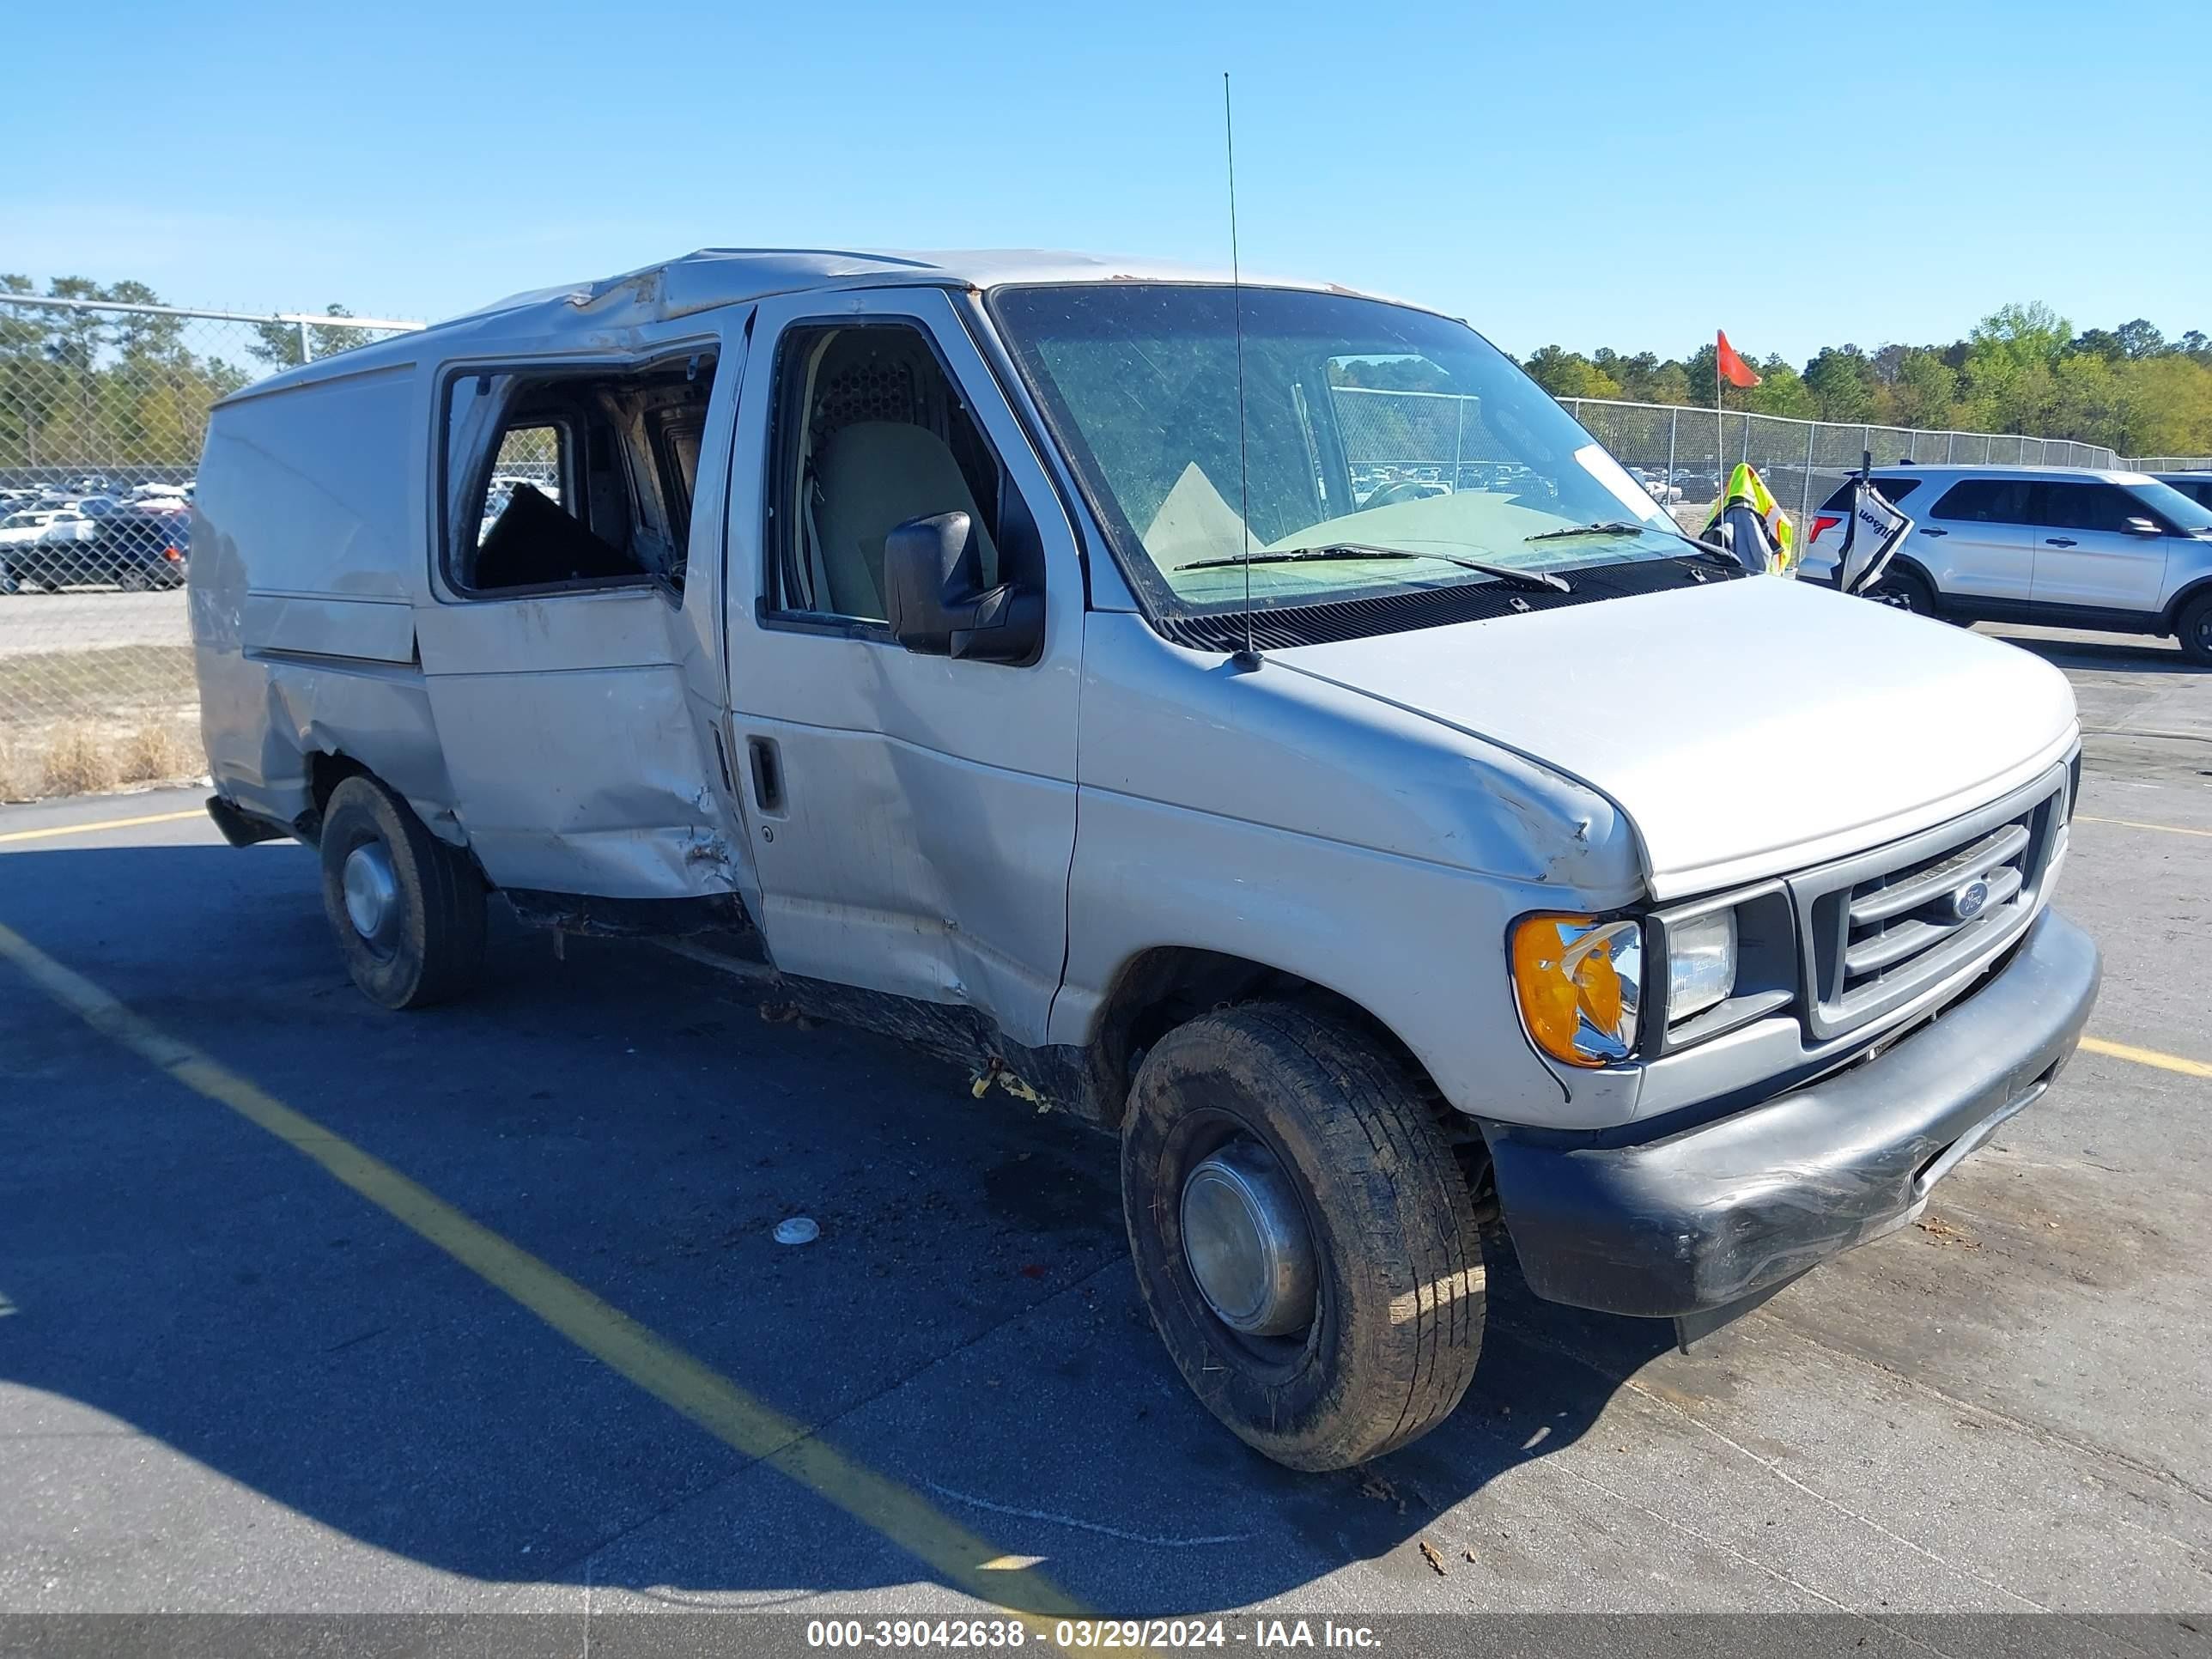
left=1180, top=1139, right=1316, bottom=1337
left=341, top=842, right=400, bottom=950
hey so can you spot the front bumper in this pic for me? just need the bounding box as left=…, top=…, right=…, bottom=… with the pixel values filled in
left=1487, top=908, right=2100, bottom=1319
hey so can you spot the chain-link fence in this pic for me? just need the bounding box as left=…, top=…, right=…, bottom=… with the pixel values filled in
left=1553, top=398, right=2119, bottom=535
left=2127, top=456, right=2212, bottom=472
left=0, top=294, right=421, bottom=800
left=1332, top=386, right=1520, bottom=501
left=1329, top=386, right=2124, bottom=540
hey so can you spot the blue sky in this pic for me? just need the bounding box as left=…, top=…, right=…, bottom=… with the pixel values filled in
left=4, top=0, right=2204, bottom=364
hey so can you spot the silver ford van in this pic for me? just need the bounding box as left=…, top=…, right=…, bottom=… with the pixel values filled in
left=191, top=250, right=2100, bottom=1470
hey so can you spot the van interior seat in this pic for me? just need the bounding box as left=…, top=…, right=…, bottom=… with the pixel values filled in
left=473, top=482, right=637, bottom=590
left=811, top=421, right=999, bottom=619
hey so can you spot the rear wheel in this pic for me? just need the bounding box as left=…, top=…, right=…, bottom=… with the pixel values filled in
left=2177, top=592, right=2212, bottom=667
left=1870, top=566, right=1938, bottom=618
left=318, top=774, right=488, bottom=1010
left=116, top=564, right=154, bottom=592
left=1121, top=1002, right=1484, bottom=1471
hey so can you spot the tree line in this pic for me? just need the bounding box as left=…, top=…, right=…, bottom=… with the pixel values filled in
left=0, top=276, right=375, bottom=473
left=1518, top=303, right=2212, bottom=458
left=6, top=277, right=2209, bottom=473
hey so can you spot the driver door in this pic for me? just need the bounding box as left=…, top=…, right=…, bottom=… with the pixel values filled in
left=720, top=287, right=1086, bottom=1048
left=2029, top=478, right=2169, bottom=614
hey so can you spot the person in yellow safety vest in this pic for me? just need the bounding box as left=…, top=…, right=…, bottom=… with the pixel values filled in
left=1698, top=462, right=1798, bottom=577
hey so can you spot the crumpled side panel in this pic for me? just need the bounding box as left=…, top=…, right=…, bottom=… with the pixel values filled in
left=427, top=659, right=737, bottom=898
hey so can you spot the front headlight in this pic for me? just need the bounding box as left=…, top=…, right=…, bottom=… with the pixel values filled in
left=1665, top=909, right=1738, bottom=1024
left=1511, top=915, right=1642, bottom=1066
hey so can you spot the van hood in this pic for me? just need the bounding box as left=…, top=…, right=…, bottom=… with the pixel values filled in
left=1270, top=574, right=2078, bottom=898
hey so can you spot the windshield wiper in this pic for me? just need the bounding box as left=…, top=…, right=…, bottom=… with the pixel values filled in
left=1523, top=520, right=1651, bottom=543
left=1176, top=543, right=1570, bottom=593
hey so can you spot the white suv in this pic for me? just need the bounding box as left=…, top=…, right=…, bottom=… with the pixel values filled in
left=1802, top=465, right=2212, bottom=663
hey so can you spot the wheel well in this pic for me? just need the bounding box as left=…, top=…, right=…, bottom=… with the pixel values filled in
left=1088, top=947, right=1450, bottom=1133
left=302, top=751, right=373, bottom=842
left=1884, top=556, right=1936, bottom=592
left=2160, top=577, right=2212, bottom=634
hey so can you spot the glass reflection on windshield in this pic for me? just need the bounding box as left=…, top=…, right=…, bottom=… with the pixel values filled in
left=990, top=283, right=1681, bottom=617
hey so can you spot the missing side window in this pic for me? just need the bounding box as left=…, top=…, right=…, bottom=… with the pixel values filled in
left=445, top=354, right=717, bottom=596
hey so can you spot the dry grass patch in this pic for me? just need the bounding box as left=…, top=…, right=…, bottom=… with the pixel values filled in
left=0, top=734, right=37, bottom=802
left=39, top=723, right=123, bottom=796
left=0, top=718, right=202, bottom=801
left=118, top=721, right=198, bottom=784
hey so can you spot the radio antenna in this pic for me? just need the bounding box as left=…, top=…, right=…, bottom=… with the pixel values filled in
left=1224, top=71, right=1259, bottom=671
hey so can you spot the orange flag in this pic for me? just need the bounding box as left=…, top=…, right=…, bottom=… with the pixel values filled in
left=1717, top=331, right=1763, bottom=388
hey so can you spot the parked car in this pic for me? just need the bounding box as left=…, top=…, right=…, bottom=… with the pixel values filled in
left=194, top=248, right=2098, bottom=1471
left=1, top=509, right=99, bottom=571
left=1801, top=465, right=2212, bottom=662
left=2154, top=471, right=2212, bottom=512
left=0, top=507, right=82, bottom=544
left=9, top=507, right=190, bottom=591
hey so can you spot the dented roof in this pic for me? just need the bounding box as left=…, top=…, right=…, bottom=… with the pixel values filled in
left=221, top=247, right=1427, bottom=403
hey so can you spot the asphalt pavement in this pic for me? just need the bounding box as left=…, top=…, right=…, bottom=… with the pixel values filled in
left=0, top=625, right=2206, bottom=1646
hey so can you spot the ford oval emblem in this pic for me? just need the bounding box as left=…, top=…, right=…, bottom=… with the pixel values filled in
left=1948, top=878, right=1991, bottom=921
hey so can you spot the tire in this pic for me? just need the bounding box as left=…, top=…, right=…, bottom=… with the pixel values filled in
left=1121, top=1001, right=1484, bottom=1470
left=117, top=564, right=153, bottom=592
left=1869, top=565, right=1938, bottom=618
left=2177, top=592, right=2212, bottom=667
left=318, top=774, right=488, bottom=1010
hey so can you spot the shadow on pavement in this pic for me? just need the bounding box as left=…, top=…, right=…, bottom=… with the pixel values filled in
left=0, top=842, right=1673, bottom=1614
left=1978, top=628, right=2198, bottom=675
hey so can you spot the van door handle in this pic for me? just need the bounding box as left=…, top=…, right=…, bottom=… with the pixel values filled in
left=1920, top=526, right=1947, bottom=537
left=2043, top=538, right=2077, bottom=548
left=745, top=736, right=787, bottom=817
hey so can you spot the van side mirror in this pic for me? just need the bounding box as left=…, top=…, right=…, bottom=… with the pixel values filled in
left=883, top=512, right=1043, bottom=665
left=2123, top=515, right=2162, bottom=537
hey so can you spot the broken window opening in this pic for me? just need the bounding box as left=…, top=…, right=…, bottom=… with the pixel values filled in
left=444, top=353, right=718, bottom=597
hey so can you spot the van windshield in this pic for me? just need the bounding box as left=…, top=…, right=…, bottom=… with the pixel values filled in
left=989, top=283, right=1688, bottom=622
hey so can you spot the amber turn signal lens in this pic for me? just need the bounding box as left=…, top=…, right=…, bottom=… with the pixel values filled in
left=1510, top=914, right=1642, bottom=1067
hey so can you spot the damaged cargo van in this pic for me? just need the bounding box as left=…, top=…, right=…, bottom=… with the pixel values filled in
left=193, top=250, right=2100, bottom=1470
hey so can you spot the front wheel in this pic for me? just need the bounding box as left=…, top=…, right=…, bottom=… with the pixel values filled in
left=1121, top=1002, right=1484, bottom=1471
left=319, top=774, right=488, bottom=1009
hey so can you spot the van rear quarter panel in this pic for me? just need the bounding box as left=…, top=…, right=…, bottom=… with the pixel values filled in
left=193, top=356, right=460, bottom=832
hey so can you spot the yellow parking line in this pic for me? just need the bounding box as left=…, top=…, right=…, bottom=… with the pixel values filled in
left=2080, top=1036, right=2212, bottom=1080
left=0, top=808, right=205, bottom=845
left=2075, top=814, right=2212, bottom=840
left=0, top=920, right=1089, bottom=1628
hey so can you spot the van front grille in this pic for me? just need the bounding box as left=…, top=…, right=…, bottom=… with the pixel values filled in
left=1794, top=768, right=2067, bottom=1041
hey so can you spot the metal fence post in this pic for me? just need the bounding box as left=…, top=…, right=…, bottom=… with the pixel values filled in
left=1800, top=420, right=1816, bottom=528
left=1451, top=396, right=1465, bottom=490
left=296, top=319, right=313, bottom=364
left=1666, top=407, right=1678, bottom=490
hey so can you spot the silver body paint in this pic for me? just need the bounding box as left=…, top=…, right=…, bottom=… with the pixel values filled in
left=193, top=249, right=2081, bottom=1133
